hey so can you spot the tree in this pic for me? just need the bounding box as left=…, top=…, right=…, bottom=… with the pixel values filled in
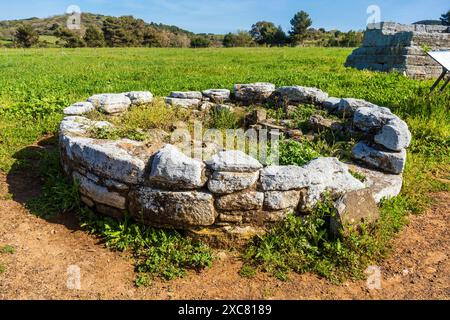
left=102, top=16, right=145, bottom=47
left=191, top=36, right=211, bottom=48
left=83, top=25, right=105, bottom=47
left=223, top=31, right=254, bottom=47
left=54, top=28, right=85, bottom=48
left=440, top=10, right=450, bottom=26
left=14, top=25, right=39, bottom=48
left=250, top=21, right=278, bottom=45
left=272, top=26, right=289, bottom=46
left=289, top=10, right=312, bottom=45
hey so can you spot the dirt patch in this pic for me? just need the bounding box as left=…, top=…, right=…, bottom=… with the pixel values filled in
left=0, top=168, right=449, bottom=300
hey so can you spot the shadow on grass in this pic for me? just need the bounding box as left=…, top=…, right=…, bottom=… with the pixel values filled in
left=6, top=135, right=83, bottom=232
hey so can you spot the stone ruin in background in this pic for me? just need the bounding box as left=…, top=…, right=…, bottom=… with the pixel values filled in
left=346, top=22, right=450, bottom=79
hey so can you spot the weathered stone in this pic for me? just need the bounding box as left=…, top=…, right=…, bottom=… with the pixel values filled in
left=208, top=171, right=259, bottom=194
left=353, top=106, right=396, bottom=132
left=202, top=89, right=231, bottom=103
left=73, top=172, right=126, bottom=210
left=149, top=144, right=206, bottom=189
left=322, top=97, right=341, bottom=112
left=214, top=104, right=234, bottom=113
left=245, top=108, right=267, bottom=126
left=63, top=102, right=95, bottom=116
left=87, top=93, right=131, bottom=114
left=337, top=98, right=379, bottom=117
left=125, top=91, right=153, bottom=105
left=260, top=165, right=309, bottom=191
left=218, top=214, right=243, bottom=223
left=104, top=179, right=129, bottom=192
left=233, top=83, right=276, bottom=104
left=302, top=158, right=366, bottom=210
left=352, top=142, right=407, bottom=174
left=331, top=188, right=380, bottom=236
left=264, top=190, right=302, bottom=211
left=374, top=118, right=412, bottom=151
left=347, top=163, right=403, bottom=203
left=206, top=150, right=262, bottom=173
left=130, top=188, right=216, bottom=229
left=170, top=91, right=203, bottom=100
left=308, top=115, right=343, bottom=132
left=59, top=116, right=92, bottom=135
left=215, top=191, right=264, bottom=211
left=164, top=97, right=201, bottom=108
left=61, top=135, right=148, bottom=184
left=274, top=86, right=329, bottom=105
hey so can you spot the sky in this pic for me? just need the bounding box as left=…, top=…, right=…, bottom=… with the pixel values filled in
left=0, top=0, right=448, bottom=34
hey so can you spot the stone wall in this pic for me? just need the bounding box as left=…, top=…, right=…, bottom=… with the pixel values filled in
left=60, top=83, right=412, bottom=247
left=346, top=22, right=450, bottom=79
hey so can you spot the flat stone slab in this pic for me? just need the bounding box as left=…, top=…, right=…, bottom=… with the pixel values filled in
left=63, top=102, right=95, bottom=116
left=274, top=86, right=329, bottom=105
left=206, top=150, right=263, bottom=173
left=88, top=93, right=132, bottom=114
left=61, top=135, right=148, bottom=185
left=352, top=142, right=406, bottom=174
left=233, top=83, right=276, bottom=104
left=170, top=91, right=203, bottom=100
left=202, top=89, right=231, bottom=102
left=125, top=91, right=153, bottom=105
left=207, top=171, right=259, bottom=195
left=337, top=98, right=379, bottom=117
left=130, top=188, right=216, bottom=228
left=215, top=191, right=264, bottom=211
left=347, top=163, right=404, bottom=203
left=353, top=106, right=396, bottom=132
left=73, top=172, right=126, bottom=210
left=259, top=165, right=309, bottom=191
left=164, top=97, right=201, bottom=108
left=264, top=190, right=303, bottom=211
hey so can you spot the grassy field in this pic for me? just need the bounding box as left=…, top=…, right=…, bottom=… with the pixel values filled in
left=0, top=47, right=449, bottom=283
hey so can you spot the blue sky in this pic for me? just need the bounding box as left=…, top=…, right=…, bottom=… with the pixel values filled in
left=0, top=0, right=448, bottom=33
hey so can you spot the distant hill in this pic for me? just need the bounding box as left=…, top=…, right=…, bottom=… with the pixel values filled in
left=0, top=12, right=194, bottom=39
left=413, top=20, right=444, bottom=26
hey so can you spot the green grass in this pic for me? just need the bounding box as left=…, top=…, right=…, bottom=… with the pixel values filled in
left=0, top=245, right=16, bottom=254
left=0, top=47, right=448, bottom=283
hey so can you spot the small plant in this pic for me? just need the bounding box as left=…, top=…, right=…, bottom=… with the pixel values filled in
left=239, top=265, right=257, bottom=279
left=0, top=264, right=5, bottom=274
left=135, top=273, right=152, bottom=288
left=278, top=139, right=321, bottom=166
left=0, top=193, right=13, bottom=200
left=349, top=170, right=367, bottom=182
left=210, top=108, right=240, bottom=129
left=0, top=245, right=16, bottom=254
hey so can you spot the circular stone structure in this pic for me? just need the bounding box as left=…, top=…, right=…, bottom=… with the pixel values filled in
left=59, top=84, right=411, bottom=248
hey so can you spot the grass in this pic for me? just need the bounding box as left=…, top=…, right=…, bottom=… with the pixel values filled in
left=0, top=47, right=448, bottom=283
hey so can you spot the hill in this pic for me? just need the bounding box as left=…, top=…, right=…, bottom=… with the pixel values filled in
left=0, top=12, right=194, bottom=40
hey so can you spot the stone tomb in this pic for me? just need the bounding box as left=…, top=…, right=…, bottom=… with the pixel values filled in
left=60, top=83, right=411, bottom=247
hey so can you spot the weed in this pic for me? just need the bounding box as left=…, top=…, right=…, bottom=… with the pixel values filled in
left=239, top=265, right=257, bottom=279
left=0, top=245, right=16, bottom=254
left=278, top=139, right=321, bottom=166
left=349, top=170, right=367, bottom=182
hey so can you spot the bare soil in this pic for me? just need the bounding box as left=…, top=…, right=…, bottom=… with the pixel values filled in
left=0, top=149, right=449, bottom=300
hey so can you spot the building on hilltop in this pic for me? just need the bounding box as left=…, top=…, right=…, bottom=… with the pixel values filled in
left=345, top=22, right=450, bottom=79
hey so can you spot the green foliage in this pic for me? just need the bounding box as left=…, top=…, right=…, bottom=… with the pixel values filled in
left=0, top=245, right=16, bottom=254
left=210, top=108, right=241, bottom=130
left=83, top=25, right=106, bottom=47
left=440, top=10, right=450, bottom=26
left=80, top=211, right=214, bottom=282
left=239, top=265, right=257, bottom=279
left=190, top=36, right=211, bottom=48
left=54, top=28, right=85, bottom=48
left=0, top=264, right=5, bottom=274
left=223, top=31, right=255, bottom=47
left=349, top=170, right=367, bottom=183
left=14, top=24, right=39, bottom=48
left=278, top=139, right=321, bottom=166
left=290, top=11, right=313, bottom=44
left=243, top=195, right=412, bottom=283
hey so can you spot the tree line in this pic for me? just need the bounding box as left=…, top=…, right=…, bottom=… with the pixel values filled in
left=11, top=9, right=449, bottom=49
